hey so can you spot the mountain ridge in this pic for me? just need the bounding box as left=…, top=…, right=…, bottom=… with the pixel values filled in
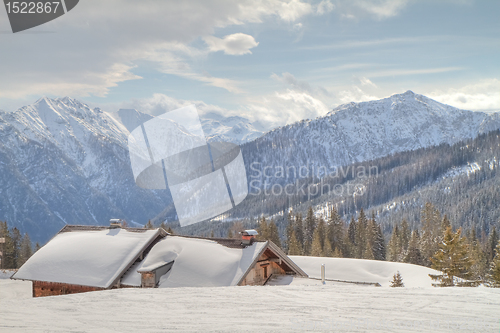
left=241, top=90, right=500, bottom=187
left=1, top=93, right=499, bottom=241
left=0, top=97, right=171, bottom=242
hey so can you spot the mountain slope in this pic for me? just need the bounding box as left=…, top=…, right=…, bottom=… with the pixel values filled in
left=241, top=91, right=500, bottom=187
left=2, top=92, right=500, bottom=241
left=199, top=112, right=265, bottom=144
left=0, top=97, right=171, bottom=242
left=108, top=109, right=154, bottom=133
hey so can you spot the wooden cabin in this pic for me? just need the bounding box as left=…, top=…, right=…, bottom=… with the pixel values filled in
left=12, top=223, right=307, bottom=297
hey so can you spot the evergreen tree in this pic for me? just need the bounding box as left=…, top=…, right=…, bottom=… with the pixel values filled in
left=144, top=220, right=154, bottom=229
left=430, top=227, right=475, bottom=287
left=2, top=227, right=22, bottom=269
left=34, top=242, right=41, bottom=252
left=303, top=207, right=316, bottom=255
left=286, top=210, right=295, bottom=252
left=441, top=215, right=451, bottom=233
left=347, top=217, right=356, bottom=246
left=342, top=234, right=354, bottom=258
left=323, top=232, right=334, bottom=257
left=486, top=241, right=500, bottom=287
left=310, top=227, right=323, bottom=257
left=363, top=219, right=375, bottom=260
left=372, top=222, right=386, bottom=261
left=316, top=217, right=326, bottom=250
left=390, top=271, right=404, bottom=287
left=287, top=230, right=302, bottom=256
left=487, top=227, right=499, bottom=262
left=258, top=216, right=269, bottom=241
left=332, top=246, right=342, bottom=258
left=17, top=233, right=33, bottom=267
left=295, top=213, right=304, bottom=251
left=467, top=229, right=488, bottom=281
left=0, top=222, right=16, bottom=268
left=268, top=220, right=282, bottom=248
left=421, top=202, right=442, bottom=235
left=400, top=219, right=410, bottom=252
left=420, top=203, right=442, bottom=267
left=388, top=225, right=402, bottom=262
left=355, top=209, right=368, bottom=259
left=327, top=207, right=344, bottom=256
left=404, top=230, right=423, bottom=266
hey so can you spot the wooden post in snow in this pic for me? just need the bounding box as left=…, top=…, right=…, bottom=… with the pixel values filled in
left=321, top=264, right=325, bottom=284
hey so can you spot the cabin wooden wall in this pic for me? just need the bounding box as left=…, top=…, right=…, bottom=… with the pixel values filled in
left=239, top=250, right=287, bottom=286
left=141, top=272, right=155, bottom=288
left=32, top=281, right=102, bottom=297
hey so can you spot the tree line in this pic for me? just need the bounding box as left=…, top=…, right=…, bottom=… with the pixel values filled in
left=219, top=130, right=500, bottom=240
left=255, top=202, right=500, bottom=287
left=0, top=221, right=39, bottom=269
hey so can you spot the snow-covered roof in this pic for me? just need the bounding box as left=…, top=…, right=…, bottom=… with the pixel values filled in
left=12, top=228, right=161, bottom=288
left=120, top=260, right=143, bottom=287
left=137, top=236, right=268, bottom=288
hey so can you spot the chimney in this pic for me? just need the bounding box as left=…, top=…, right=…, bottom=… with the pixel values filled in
left=240, top=229, right=258, bottom=245
left=109, top=219, right=125, bottom=228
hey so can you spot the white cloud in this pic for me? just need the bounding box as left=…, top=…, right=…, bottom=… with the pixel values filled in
left=316, top=0, right=335, bottom=15
left=115, top=87, right=331, bottom=130
left=333, top=0, right=409, bottom=20
left=337, top=86, right=379, bottom=104
left=204, top=33, right=259, bottom=55
left=271, top=72, right=312, bottom=92
left=276, top=89, right=330, bottom=118
left=428, top=79, right=500, bottom=111
left=117, top=93, right=228, bottom=117
left=241, top=89, right=330, bottom=126
left=359, top=77, right=377, bottom=88
left=367, top=67, right=464, bottom=78
left=0, top=63, right=141, bottom=99
left=274, top=0, right=313, bottom=21
left=270, top=72, right=333, bottom=99
left=0, top=0, right=318, bottom=99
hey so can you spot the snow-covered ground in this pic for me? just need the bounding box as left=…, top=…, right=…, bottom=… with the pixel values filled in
left=2, top=257, right=499, bottom=332
left=1, top=279, right=499, bottom=332
left=0, top=269, right=16, bottom=279
left=290, top=256, right=441, bottom=288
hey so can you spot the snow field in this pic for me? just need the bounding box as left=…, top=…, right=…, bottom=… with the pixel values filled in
left=1, top=279, right=499, bottom=332
left=290, top=256, right=442, bottom=288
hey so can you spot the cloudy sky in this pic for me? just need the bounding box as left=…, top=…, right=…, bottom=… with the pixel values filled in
left=1, top=0, right=499, bottom=127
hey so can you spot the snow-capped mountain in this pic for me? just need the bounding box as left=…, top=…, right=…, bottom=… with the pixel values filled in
left=108, top=108, right=153, bottom=133
left=199, top=112, right=266, bottom=144
left=2, top=92, right=500, bottom=240
left=108, top=108, right=265, bottom=144
left=241, top=91, right=500, bottom=187
left=0, top=97, right=171, bottom=242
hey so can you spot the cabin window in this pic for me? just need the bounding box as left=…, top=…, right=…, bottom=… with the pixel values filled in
left=263, top=266, right=268, bottom=279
